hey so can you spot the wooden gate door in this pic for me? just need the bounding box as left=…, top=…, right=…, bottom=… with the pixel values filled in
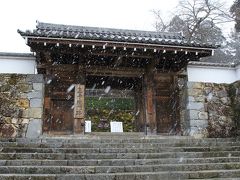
left=156, top=96, right=172, bottom=133
left=43, top=76, right=75, bottom=134
left=49, top=99, right=74, bottom=134
left=155, top=75, right=178, bottom=134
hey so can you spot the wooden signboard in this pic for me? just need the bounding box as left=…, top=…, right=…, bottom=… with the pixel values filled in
left=74, top=84, right=85, bottom=119
left=147, top=89, right=153, bottom=113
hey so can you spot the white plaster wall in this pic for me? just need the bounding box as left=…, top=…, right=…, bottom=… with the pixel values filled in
left=235, top=65, right=240, bottom=81
left=187, top=66, right=237, bottom=84
left=0, top=57, right=36, bottom=74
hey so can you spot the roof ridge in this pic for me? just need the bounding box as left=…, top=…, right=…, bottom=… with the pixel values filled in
left=36, top=21, right=183, bottom=39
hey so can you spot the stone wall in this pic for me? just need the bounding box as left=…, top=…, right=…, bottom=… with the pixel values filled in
left=229, top=81, right=240, bottom=135
left=186, top=81, right=236, bottom=138
left=0, top=74, right=44, bottom=138
left=178, top=75, right=189, bottom=135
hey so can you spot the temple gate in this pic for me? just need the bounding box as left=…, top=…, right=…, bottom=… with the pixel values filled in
left=18, top=22, right=215, bottom=135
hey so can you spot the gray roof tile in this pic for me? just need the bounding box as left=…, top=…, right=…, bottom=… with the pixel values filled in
left=188, top=61, right=235, bottom=68
left=18, top=22, right=217, bottom=48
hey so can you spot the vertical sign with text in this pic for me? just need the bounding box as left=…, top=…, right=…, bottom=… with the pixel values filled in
left=74, top=84, right=85, bottom=119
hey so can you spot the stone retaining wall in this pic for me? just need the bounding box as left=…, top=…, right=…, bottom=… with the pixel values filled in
left=1, top=74, right=239, bottom=138
left=0, top=74, right=44, bottom=138
left=187, top=81, right=240, bottom=137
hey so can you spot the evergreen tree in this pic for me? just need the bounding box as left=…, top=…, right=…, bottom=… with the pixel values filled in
left=230, top=0, right=240, bottom=32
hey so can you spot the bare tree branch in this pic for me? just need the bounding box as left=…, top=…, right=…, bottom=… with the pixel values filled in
left=153, top=0, right=234, bottom=43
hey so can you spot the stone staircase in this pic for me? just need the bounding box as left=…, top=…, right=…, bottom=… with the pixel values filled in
left=0, top=133, right=240, bottom=179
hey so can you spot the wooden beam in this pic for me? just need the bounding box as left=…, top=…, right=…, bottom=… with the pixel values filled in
left=91, top=52, right=153, bottom=59
left=34, top=46, right=154, bottom=59
left=37, top=64, right=145, bottom=77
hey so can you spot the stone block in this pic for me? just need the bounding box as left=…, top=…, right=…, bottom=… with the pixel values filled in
left=19, top=93, right=27, bottom=98
left=26, top=74, right=44, bottom=83
left=30, top=98, right=43, bottom=108
left=188, top=96, right=195, bottom=102
left=220, top=97, right=231, bottom=105
left=189, top=110, right=200, bottom=119
left=204, top=87, right=213, bottom=95
left=188, top=127, right=201, bottom=136
left=28, top=108, right=43, bottom=118
left=21, top=118, right=29, bottom=124
left=187, top=102, right=204, bottom=110
left=33, top=83, right=43, bottom=91
left=21, top=109, right=29, bottom=118
left=198, top=112, right=208, bottom=120
left=217, top=90, right=228, bottom=98
left=206, top=92, right=213, bottom=101
left=192, top=82, right=204, bottom=89
left=0, top=124, right=17, bottom=138
left=219, top=116, right=227, bottom=121
left=11, top=118, right=18, bottom=124
left=27, top=91, right=43, bottom=99
left=187, top=82, right=194, bottom=89
left=190, top=120, right=208, bottom=128
left=194, top=96, right=205, bottom=102
left=0, top=84, right=11, bottom=92
left=188, top=88, right=203, bottom=96
left=17, top=84, right=32, bottom=92
left=17, top=99, right=29, bottom=109
left=26, top=119, right=42, bottom=138
left=187, top=82, right=204, bottom=89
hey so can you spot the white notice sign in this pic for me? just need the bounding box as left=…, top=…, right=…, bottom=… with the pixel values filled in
left=85, top=121, right=92, bottom=133
left=110, top=121, right=123, bottom=133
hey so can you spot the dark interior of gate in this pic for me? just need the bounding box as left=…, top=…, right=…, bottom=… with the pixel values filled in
left=85, top=75, right=141, bottom=132
left=18, top=22, right=215, bottom=135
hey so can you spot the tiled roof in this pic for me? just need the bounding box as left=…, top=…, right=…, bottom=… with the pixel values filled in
left=188, top=61, right=235, bottom=68
left=18, top=22, right=217, bottom=49
left=0, top=52, right=34, bottom=58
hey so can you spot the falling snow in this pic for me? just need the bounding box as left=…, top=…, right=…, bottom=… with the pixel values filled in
left=67, top=95, right=72, bottom=100
left=104, top=86, right=111, bottom=94
left=135, top=110, right=140, bottom=116
left=67, top=84, right=75, bottom=93
left=178, top=157, right=183, bottom=163
left=47, top=79, right=52, bottom=84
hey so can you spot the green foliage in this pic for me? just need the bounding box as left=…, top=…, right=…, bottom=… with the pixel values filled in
left=86, top=97, right=135, bottom=110
left=85, top=97, right=136, bottom=132
left=86, top=109, right=135, bottom=132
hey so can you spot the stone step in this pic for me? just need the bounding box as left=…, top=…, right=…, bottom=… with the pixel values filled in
left=1, top=162, right=240, bottom=174
left=0, top=169, right=240, bottom=179
left=1, top=137, right=238, bottom=144
left=2, top=157, right=240, bottom=166
left=2, top=146, right=240, bottom=153
left=194, top=179, right=240, bottom=180
left=0, top=151, right=238, bottom=160
left=0, top=142, right=239, bottom=149
left=0, top=137, right=239, bottom=179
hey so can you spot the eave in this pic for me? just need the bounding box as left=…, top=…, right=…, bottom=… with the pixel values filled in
left=23, top=35, right=215, bottom=56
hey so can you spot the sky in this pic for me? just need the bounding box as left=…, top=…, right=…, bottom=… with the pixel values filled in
left=0, top=0, right=235, bottom=53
